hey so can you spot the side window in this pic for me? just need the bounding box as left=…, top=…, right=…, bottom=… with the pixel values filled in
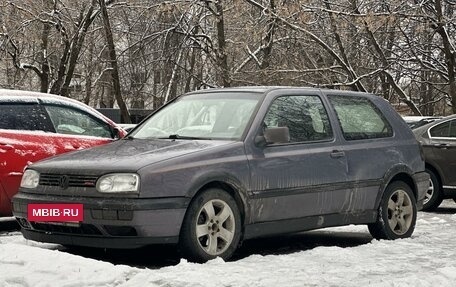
left=430, top=120, right=456, bottom=138
left=0, top=104, right=51, bottom=131
left=328, top=95, right=393, bottom=141
left=263, top=95, right=333, bottom=143
left=44, top=105, right=112, bottom=138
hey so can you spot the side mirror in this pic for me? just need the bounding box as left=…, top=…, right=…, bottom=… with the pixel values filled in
left=112, top=127, right=123, bottom=139
left=263, top=127, right=290, bottom=144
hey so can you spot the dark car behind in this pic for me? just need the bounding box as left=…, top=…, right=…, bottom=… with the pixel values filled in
left=413, top=114, right=456, bottom=210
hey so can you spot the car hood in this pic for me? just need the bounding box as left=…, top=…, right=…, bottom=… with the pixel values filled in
left=30, top=138, right=236, bottom=174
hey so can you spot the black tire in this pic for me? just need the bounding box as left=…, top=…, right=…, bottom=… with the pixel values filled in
left=422, top=168, right=443, bottom=211
left=368, top=181, right=417, bottom=240
left=179, top=188, right=242, bottom=263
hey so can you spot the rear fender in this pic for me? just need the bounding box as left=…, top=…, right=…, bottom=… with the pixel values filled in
left=374, top=164, right=416, bottom=210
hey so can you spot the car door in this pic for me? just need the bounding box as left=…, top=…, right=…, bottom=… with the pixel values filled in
left=247, top=92, right=350, bottom=223
left=427, top=119, right=456, bottom=188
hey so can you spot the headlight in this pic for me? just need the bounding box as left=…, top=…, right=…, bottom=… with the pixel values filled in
left=96, top=173, right=139, bottom=193
left=20, top=169, right=40, bottom=188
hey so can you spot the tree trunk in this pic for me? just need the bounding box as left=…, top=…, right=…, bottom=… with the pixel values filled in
left=434, top=0, right=456, bottom=113
left=39, top=21, right=50, bottom=93
left=99, top=0, right=131, bottom=123
left=60, top=0, right=98, bottom=97
left=214, top=0, right=230, bottom=87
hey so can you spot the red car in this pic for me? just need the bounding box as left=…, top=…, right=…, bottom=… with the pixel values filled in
left=0, top=89, right=126, bottom=216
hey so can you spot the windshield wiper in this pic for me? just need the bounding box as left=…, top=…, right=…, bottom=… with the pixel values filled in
left=159, top=134, right=210, bottom=140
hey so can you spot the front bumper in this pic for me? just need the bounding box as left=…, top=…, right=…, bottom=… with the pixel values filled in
left=413, top=171, right=430, bottom=210
left=12, top=192, right=190, bottom=248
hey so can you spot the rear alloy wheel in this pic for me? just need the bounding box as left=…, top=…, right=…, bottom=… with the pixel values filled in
left=368, top=181, right=417, bottom=240
left=179, top=188, right=241, bottom=262
left=422, top=169, right=443, bottom=211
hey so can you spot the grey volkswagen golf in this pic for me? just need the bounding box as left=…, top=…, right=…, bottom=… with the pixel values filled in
left=12, top=87, right=429, bottom=262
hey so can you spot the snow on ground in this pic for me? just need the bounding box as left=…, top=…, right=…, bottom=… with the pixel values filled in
left=1, top=201, right=456, bottom=287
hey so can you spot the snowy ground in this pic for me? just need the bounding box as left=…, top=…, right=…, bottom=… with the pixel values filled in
left=1, top=200, right=456, bottom=287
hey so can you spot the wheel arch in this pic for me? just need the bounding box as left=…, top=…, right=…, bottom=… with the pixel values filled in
left=375, top=165, right=418, bottom=209
left=193, top=181, right=247, bottom=227
left=183, top=172, right=250, bottom=232
left=388, top=173, right=417, bottom=199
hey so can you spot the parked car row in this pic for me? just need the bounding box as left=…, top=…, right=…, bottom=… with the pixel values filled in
left=9, top=87, right=429, bottom=262
left=0, top=89, right=126, bottom=216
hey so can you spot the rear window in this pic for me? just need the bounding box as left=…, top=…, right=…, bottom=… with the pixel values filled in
left=0, top=104, right=50, bottom=131
left=328, top=95, right=393, bottom=141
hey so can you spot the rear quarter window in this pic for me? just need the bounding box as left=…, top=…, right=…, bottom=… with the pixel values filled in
left=328, top=95, right=393, bottom=141
left=429, top=119, right=456, bottom=138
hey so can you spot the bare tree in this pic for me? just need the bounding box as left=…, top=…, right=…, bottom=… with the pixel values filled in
left=99, top=0, right=131, bottom=123
left=1, top=0, right=456, bottom=115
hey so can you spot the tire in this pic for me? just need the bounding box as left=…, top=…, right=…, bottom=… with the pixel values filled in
left=422, top=169, right=443, bottom=211
left=179, top=188, right=242, bottom=263
left=368, top=181, right=417, bottom=240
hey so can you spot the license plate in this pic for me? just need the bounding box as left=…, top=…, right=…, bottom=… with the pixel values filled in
left=28, top=203, right=84, bottom=222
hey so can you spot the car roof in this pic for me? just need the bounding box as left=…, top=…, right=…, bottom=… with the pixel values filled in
left=0, top=89, right=122, bottom=128
left=402, top=116, right=441, bottom=122
left=413, top=114, right=456, bottom=133
left=185, top=86, right=376, bottom=97
left=0, top=89, right=82, bottom=104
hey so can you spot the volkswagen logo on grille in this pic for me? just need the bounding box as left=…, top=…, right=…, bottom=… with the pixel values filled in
left=58, top=175, right=70, bottom=189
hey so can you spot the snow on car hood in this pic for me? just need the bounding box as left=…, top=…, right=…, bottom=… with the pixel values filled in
left=30, top=138, right=236, bottom=174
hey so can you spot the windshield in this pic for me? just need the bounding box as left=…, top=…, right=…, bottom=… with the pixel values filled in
left=130, top=92, right=261, bottom=140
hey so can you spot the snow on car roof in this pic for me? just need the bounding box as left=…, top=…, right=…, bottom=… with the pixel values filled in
left=0, top=89, right=117, bottom=126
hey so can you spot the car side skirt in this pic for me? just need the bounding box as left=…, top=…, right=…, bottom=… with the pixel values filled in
left=243, top=210, right=377, bottom=240
left=443, top=186, right=456, bottom=198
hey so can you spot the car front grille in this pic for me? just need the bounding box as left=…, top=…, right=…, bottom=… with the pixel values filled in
left=39, top=174, right=98, bottom=188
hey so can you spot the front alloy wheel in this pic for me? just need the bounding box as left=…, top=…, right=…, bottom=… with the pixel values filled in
left=368, top=181, right=417, bottom=240
left=180, top=188, right=241, bottom=262
left=195, top=199, right=236, bottom=255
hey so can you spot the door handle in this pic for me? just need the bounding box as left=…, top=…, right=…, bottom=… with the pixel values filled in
left=0, top=143, right=14, bottom=151
left=433, top=143, right=449, bottom=149
left=330, top=150, right=345, bottom=158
